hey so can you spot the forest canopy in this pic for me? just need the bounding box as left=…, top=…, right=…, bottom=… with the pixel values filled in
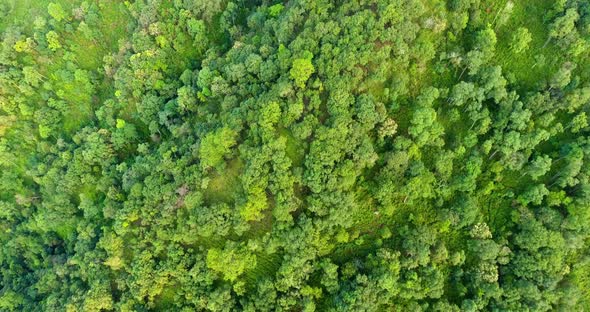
left=1, top=0, right=590, bottom=311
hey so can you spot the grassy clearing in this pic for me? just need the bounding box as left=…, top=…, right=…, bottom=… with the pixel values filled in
left=280, top=128, right=305, bottom=167
left=244, top=252, right=282, bottom=287
left=0, top=0, right=52, bottom=31
left=1, top=1, right=132, bottom=137
left=95, top=1, right=130, bottom=51
left=492, top=0, right=560, bottom=91
left=65, top=1, right=130, bottom=129
left=204, top=158, right=244, bottom=205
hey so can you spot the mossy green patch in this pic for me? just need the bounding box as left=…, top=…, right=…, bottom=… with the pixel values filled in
left=204, top=158, right=244, bottom=205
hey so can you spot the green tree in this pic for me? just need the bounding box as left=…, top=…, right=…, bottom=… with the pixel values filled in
left=48, top=3, right=66, bottom=22
left=517, top=184, right=549, bottom=205
left=207, top=243, right=256, bottom=282
left=525, top=155, right=552, bottom=180
left=548, top=8, right=579, bottom=42
left=46, top=31, right=61, bottom=51
left=569, top=112, right=588, bottom=133
left=290, top=53, right=315, bottom=88
left=200, top=127, right=238, bottom=169
left=550, top=62, right=575, bottom=90
left=510, top=27, right=532, bottom=53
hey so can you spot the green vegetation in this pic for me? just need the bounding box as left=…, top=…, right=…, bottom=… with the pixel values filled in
left=1, top=0, right=590, bottom=311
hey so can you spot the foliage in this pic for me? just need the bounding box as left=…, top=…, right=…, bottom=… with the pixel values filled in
left=0, top=0, right=590, bottom=311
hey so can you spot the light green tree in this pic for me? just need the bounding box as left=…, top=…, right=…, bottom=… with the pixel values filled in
left=290, top=53, right=315, bottom=88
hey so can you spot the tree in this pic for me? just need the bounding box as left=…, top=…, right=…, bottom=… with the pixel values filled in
left=449, top=81, right=475, bottom=106
left=378, top=118, right=398, bottom=140
left=550, top=62, right=575, bottom=90
left=548, top=8, right=579, bottom=42
left=207, top=242, right=256, bottom=282
left=510, top=27, right=532, bottom=53
left=517, top=184, right=549, bottom=205
left=35, top=107, right=61, bottom=138
left=240, top=186, right=268, bottom=221
left=2, top=1, right=590, bottom=310
left=200, top=127, right=238, bottom=169
left=46, top=31, right=61, bottom=51
left=22, top=66, right=44, bottom=87
left=407, top=88, right=442, bottom=147
left=177, top=86, right=197, bottom=112
left=525, top=155, right=552, bottom=180
left=13, top=38, right=35, bottom=53
left=290, top=53, right=315, bottom=88
left=474, top=27, right=497, bottom=55
left=48, top=3, right=66, bottom=22
left=268, top=3, right=284, bottom=17
left=552, top=144, right=584, bottom=187
left=569, top=112, right=588, bottom=133
left=465, top=50, right=485, bottom=75
left=186, top=18, right=208, bottom=49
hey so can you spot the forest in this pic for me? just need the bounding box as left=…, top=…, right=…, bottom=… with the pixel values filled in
left=0, top=0, right=590, bottom=311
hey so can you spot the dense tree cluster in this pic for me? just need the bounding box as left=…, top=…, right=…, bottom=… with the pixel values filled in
left=0, top=0, right=590, bottom=311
